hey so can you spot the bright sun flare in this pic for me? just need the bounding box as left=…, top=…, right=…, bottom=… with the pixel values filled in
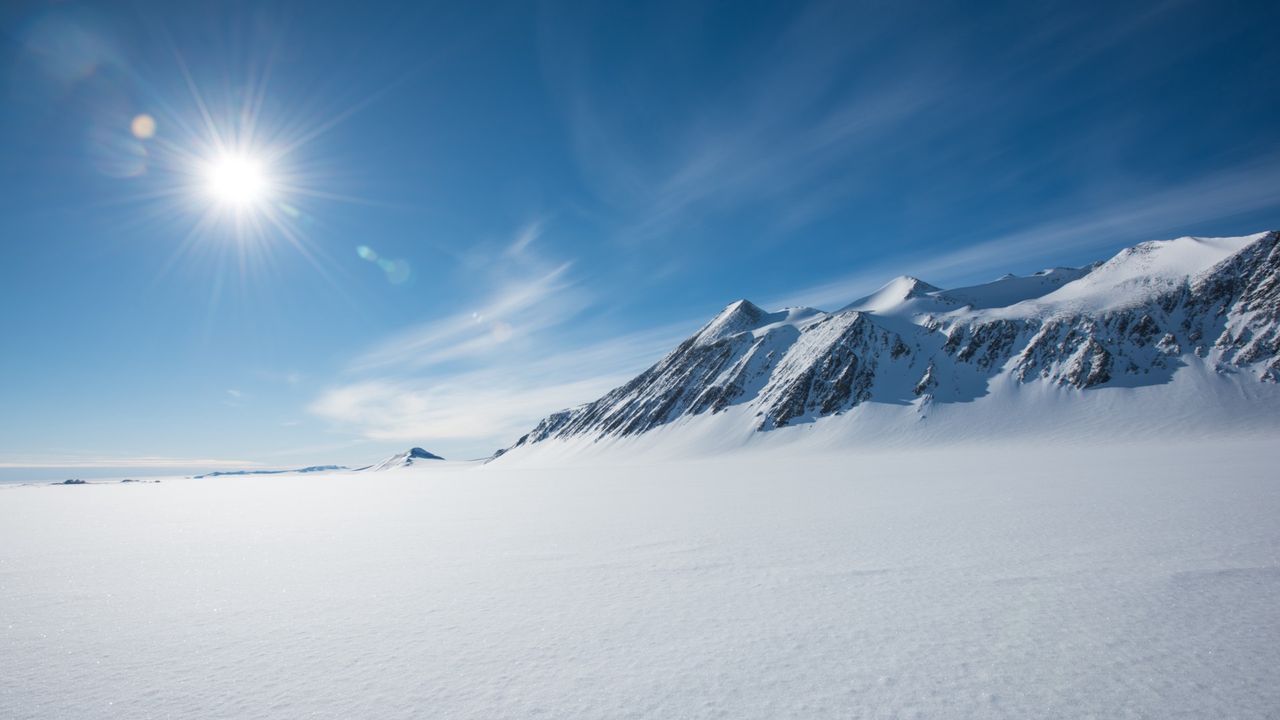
left=205, top=154, right=271, bottom=207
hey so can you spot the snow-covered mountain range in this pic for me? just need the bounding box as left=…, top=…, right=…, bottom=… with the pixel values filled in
left=194, top=465, right=347, bottom=478
left=504, top=231, right=1279, bottom=454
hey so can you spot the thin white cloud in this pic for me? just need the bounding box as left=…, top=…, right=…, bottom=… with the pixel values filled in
left=769, top=158, right=1280, bottom=310
left=351, top=261, right=585, bottom=371
left=0, top=456, right=263, bottom=469
left=543, top=1, right=1267, bottom=257
left=311, top=377, right=616, bottom=445
left=257, top=437, right=372, bottom=459
left=541, top=2, right=952, bottom=242
left=310, top=320, right=688, bottom=452
left=635, top=87, right=939, bottom=242
left=504, top=219, right=544, bottom=257
left=310, top=214, right=697, bottom=455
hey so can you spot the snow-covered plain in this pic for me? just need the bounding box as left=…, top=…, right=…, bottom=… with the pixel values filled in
left=3, top=438, right=1278, bottom=719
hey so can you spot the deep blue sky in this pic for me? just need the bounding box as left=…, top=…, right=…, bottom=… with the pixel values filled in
left=2, top=0, right=1279, bottom=477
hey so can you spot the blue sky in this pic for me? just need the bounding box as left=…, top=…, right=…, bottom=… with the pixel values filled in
left=2, top=0, right=1279, bottom=477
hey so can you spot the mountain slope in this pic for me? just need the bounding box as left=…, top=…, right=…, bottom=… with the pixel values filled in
left=506, top=231, right=1280, bottom=454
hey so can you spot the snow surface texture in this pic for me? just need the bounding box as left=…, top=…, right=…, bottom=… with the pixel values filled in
left=506, top=232, right=1280, bottom=455
left=2, top=440, right=1278, bottom=719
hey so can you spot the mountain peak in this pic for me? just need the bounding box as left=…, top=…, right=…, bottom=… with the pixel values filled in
left=716, top=299, right=767, bottom=324
left=693, top=299, right=769, bottom=345
left=844, top=275, right=941, bottom=313
left=365, top=446, right=445, bottom=471
left=898, top=275, right=941, bottom=294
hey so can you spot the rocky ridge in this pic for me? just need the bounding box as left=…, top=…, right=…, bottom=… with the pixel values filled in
left=508, top=232, right=1280, bottom=450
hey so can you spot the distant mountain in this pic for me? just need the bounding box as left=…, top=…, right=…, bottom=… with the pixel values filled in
left=504, top=231, right=1279, bottom=453
left=194, top=465, right=347, bottom=478
left=364, top=447, right=445, bottom=471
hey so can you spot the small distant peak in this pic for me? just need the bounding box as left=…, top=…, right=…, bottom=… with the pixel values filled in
left=1032, top=266, right=1076, bottom=277
left=865, top=272, right=936, bottom=298
left=693, top=298, right=770, bottom=346
left=719, top=299, right=765, bottom=318
left=365, top=446, right=445, bottom=471
left=998, top=272, right=1018, bottom=280
left=887, top=275, right=941, bottom=296
left=1117, top=239, right=1172, bottom=259
left=844, top=275, right=940, bottom=312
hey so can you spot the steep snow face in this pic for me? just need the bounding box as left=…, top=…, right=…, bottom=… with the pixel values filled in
left=993, top=233, right=1267, bottom=317
left=366, top=447, right=444, bottom=471
left=507, top=232, right=1280, bottom=454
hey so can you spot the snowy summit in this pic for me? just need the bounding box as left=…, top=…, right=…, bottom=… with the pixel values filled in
left=365, top=447, right=446, bottom=471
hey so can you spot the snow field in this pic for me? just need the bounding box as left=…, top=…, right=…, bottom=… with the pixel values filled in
left=2, top=439, right=1277, bottom=719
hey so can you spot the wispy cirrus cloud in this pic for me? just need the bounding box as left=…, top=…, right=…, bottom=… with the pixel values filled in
left=770, top=158, right=1280, bottom=310
left=351, top=260, right=583, bottom=372
left=540, top=0, right=1277, bottom=259
left=309, top=220, right=694, bottom=456
left=0, top=456, right=262, bottom=469
left=311, top=317, right=687, bottom=454
left=541, top=2, right=952, bottom=242
left=311, top=376, right=615, bottom=449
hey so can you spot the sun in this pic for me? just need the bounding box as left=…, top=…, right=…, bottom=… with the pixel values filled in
left=204, top=153, right=272, bottom=208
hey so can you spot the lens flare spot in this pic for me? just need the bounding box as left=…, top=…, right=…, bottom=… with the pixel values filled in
left=378, top=258, right=411, bottom=284
left=130, top=113, right=156, bottom=139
